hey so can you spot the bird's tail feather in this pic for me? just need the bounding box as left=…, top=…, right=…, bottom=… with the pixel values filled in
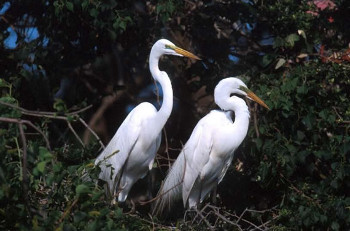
left=152, top=151, right=186, bottom=216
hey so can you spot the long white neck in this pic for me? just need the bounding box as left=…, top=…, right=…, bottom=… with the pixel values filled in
left=214, top=79, right=251, bottom=145
left=149, top=50, right=173, bottom=131
left=230, top=102, right=250, bottom=145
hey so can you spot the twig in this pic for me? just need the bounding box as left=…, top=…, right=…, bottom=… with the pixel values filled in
left=332, top=106, right=343, bottom=121
left=185, top=203, right=276, bottom=230
left=279, top=172, right=323, bottom=210
left=0, top=117, right=51, bottom=150
left=142, top=151, right=187, bottom=208
left=0, top=15, right=16, bottom=31
left=148, top=213, right=155, bottom=231
left=57, top=197, right=79, bottom=224
left=162, top=128, right=171, bottom=169
left=138, top=173, right=184, bottom=205
left=83, top=91, right=124, bottom=145
left=0, top=101, right=103, bottom=148
left=197, top=209, right=215, bottom=231
left=18, top=122, right=29, bottom=212
left=78, top=117, right=105, bottom=149
left=236, top=207, right=247, bottom=224
left=155, top=154, right=176, bottom=162
left=332, top=106, right=350, bottom=124
left=128, top=213, right=176, bottom=230
left=67, top=104, right=93, bottom=116
left=67, top=121, right=85, bottom=147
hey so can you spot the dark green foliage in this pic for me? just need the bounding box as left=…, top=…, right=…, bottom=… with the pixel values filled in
left=245, top=62, right=350, bottom=229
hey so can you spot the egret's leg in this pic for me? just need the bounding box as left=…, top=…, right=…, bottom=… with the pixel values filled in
left=211, top=185, right=217, bottom=205
left=197, top=181, right=203, bottom=208
left=147, top=171, right=153, bottom=200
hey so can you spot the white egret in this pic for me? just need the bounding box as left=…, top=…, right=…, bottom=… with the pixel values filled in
left=95, top=39, right=200, bottom=203
left=153, top=77, right=269, bottom=214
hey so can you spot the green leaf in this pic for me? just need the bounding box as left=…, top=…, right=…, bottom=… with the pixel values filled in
left=119, top=21, right=126, bottom=31
left=112, top=20, right=120, bottom=30
left=285, top=33, right=300, bottom=47
left=0, top=79, right=9, bottom=88
left=297, top=130, right=305, bottom=141
left=261, top=54, right=274, bottom=67
left=89, top=8, right=98, bottom=18
left=273, top=36, right=285, bottom=48
left=76, top=184, right=90, bottom=196
left=66, top=2, right=74, bottom=12
left=81, top=0, right=89, bottom=10
left=297, top=85, right=308, bottom=94
left=37, top=161, right=46, bottom=173
left=53, top=99, right=67, bottom=113
left=255, top=138, right=263, bottom=150
left=39, top=147, right=52, bottom=160
left=331, top=221, right=340, bottom=230
left=275, top=58, right=286, bottom=69
left=74, top=211, right=87, bottom=223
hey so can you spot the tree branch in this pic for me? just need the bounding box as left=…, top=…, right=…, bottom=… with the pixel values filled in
left=0, top=101, right=103, bottom=149
left=0, top=117, right=51, bottom=150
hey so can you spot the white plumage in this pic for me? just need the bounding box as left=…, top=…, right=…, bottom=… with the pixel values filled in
left=95, top=39, right=200, bottom=202
left=153, top=77, right=269, bottom=214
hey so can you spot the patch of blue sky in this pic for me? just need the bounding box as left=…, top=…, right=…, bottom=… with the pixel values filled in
left=24, top=27, right=40, bottom=43
left=42, top=36, right=49, bottom=47
left=138, top=82, right=163, bottom=98
left=0, top=2, right=10, bottom=15
left=4, top=27, right=17, bottom=49
left=228, top=54, right=240, bottom=64
left=4, top=26, right=40, bottom=49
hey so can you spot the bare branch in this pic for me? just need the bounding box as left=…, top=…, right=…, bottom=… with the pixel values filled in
left=78, top=117, right=105, bottom=149
left=162, top=128, right=171, bottom=169
left=67, top=121, right=85, bottom=147
left=0, top=101, right=104, bottom=148
left=184, top=203, right=277, bottom=230
left=57, top=197, right=79, bottom=224
left=83, top=91, right=124, bottom=145
left=67, top=104, right=93, bottom=116
left=0, top=117, right=51, bottom=150
left=18, top=123, right=29, bottom=206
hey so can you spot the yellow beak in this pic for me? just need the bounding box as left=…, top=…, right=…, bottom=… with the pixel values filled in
left=167, top=44, right=201, bottom=60
left=246, top=90, right=270, bottom=110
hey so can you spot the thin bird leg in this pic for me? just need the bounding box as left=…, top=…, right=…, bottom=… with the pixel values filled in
left=147, top=171, right=153, bottom=200
left=211, top=185, right=218, bottom=205
left=197, top=179, right=203, bottom=207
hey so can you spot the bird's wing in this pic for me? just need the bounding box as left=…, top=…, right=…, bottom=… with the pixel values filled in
left=148, top=134, right=161, bottom=170
left=182, top=115, right=214, bottom=206
left=95, top=103, right=156, bottom=194
left=218, top=153, right=234, bottom=184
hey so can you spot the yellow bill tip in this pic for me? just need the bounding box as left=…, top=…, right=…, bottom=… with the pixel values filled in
left=246, top=90, right=270, bottom=110
left=173, top=46, right=201, bottom=60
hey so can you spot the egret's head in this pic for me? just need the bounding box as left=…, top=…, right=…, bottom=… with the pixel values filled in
left=152, top=39, right=200, bottom=60
left=215, top=77, right=269, bottom=110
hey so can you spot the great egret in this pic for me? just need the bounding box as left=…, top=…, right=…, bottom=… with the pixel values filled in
left=153, top=77, right=269, bottom=214
left=95, top=39, right=200, bottom=203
